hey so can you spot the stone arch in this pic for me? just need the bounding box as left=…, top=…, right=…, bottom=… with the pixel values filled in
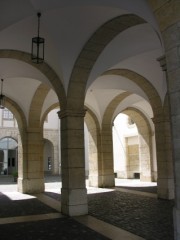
left=0, top=135, right=18, bottom=142
left=0, top=50, right=66, bottom=191
left=4, top=97, right=26, bottom=147
left=67, top=14, right=146, bottom=110
left=96, top=65, right=162, bottom=184
left=0, top=136, right=18, bottom=175
left=42, top=103, right=61, bottom=176
left=59, top=15, right=147, bottom=213
left=100, top=70, right=173, bottom=198
left=29, top=83, right=50, bottom=128
left=102, top=69, right=163, bottom=118
left=102, top=92, right=132, bottom=125
left=43, top=138, right=57, bottom=175
left=41, top=103, right=60, bottom=128
left=85, top=107, right=102, bottom=187
left=0, top=49, right=66, bottom=109
left=99, top=92, right=132, bottom=187
left=122, top=107, right=154, bottom=181
left=101, top=69, right=164, bottom=182
left=3, top=97, right=28, bottom=181
left=21, top=83, right=52, bottom=193
left=5, top=97, right=27, bottom=135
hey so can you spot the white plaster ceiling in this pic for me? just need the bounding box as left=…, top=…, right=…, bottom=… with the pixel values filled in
left=0, top=0, right=164, bottom=126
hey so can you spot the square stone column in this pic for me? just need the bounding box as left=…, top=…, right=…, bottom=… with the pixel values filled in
left=100, top=124, right=115, bottom=187
left=59, top=110, right=88, bottom=216
left=138, top=133, right=152, bottom=182
left=153, top=116, right=174, bottom=199
left=160, top=20, right=180, bottom=239
left=18, top=128, right=44, bottom=193
left=88, top=128, right=103, bottom=187
left=85, top=111, right=103, bottom=187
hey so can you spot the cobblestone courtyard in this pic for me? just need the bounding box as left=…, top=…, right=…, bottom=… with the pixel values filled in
left=0, top=176, right=174, bottom=240
left=88, top=191, right=174, bottom=240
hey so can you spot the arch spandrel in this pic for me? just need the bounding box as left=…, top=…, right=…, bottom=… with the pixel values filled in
left=67, top=14, right=146, bottom=110
left=102, top=69, right=162, bottom=119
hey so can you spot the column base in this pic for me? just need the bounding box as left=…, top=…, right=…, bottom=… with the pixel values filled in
left=18, top=177, right=45, bottom=194
left=101, top=174, right=115, bottom=188
left=88, top=175, right=102, bottom=187
left=140, top=175, right=152, bottom=182
left=61, top=188, right=88, bottom=216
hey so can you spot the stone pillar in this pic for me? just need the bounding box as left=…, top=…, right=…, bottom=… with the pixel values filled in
left=88, top=127, right=103, bottom=187
left=162, top=21, right=180, bottom=239
left=153, top=116, right=174, bottom=199
left=155, top=56, right=174, bottom=200
left=53, top=143, right=60, bottom=175
left=101, top=123, right=115, bottom=187
left=148, top=1, right=180, bottom=238
left=138, top=134, right=152, bottom=182
left=18, top=128, right=44, bottom=193
left=59, top=109, right=88, bottom=216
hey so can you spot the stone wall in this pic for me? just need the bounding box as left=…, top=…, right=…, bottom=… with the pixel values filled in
left=127, top=142, right=139, bottom=179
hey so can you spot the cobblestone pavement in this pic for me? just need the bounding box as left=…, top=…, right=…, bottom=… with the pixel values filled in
left=0, top=192, right=57, bottom=218
left=115, top=186, right=157, bottom=194
left=0, top=176, right=174, bottom=240
left=0, top=192, right=109, bottom=240
left=45, top=180, right=174, bottom=240
left=88, top=191, right=174, bottom=240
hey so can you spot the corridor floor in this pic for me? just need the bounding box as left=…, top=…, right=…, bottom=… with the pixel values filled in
left=0, top=176, right=174, bottom=240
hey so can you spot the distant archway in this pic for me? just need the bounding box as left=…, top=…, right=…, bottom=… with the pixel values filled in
left=0, top=137, right=18, bottom=175
left=43, top=107, right=61, bottom=175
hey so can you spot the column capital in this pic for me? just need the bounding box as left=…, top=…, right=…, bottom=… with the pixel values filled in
left=148, top=1, right=180, bottom=31
left=57, top=108, right=87, bottom=119
left=152, top=115, right=165, bottom=124
left=157, top=55, right=167, bottom=72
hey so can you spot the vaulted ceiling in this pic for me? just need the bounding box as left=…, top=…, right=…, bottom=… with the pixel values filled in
left=0, top=0, right=165, bottom=126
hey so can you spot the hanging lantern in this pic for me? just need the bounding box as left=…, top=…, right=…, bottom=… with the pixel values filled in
left=31, top=12, right=45, bottom=64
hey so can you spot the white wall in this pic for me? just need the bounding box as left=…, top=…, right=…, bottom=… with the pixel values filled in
left=113, top=113, right=138, bottom=173
left=43, top=108, right=59, bottom=129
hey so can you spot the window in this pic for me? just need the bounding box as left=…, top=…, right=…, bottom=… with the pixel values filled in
left=3, top=108, right=14, bottom=120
